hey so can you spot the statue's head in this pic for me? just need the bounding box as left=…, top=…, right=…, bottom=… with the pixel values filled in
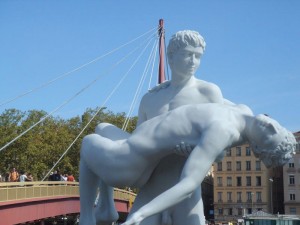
left=249, top=114, right=296, bottom=168
left=167, top=30, right=206, bottom=62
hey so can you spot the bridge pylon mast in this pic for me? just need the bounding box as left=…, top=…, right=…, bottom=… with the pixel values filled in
left=158, top=19, right=165, bottom=84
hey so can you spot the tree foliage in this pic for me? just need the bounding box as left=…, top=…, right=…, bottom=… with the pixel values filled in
left=0, top=107, right=137, bottom=181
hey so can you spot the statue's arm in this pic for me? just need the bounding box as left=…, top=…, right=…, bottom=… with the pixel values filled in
left=136, top=95, right=148, bottom=126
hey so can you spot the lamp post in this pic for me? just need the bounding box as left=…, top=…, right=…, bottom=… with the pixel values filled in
left=269, top=178, right=273, bottom=214
left=251, top=192, right=254, bottom=214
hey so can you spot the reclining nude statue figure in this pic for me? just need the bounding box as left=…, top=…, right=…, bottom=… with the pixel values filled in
left=79, top=103, right=296, bottom=225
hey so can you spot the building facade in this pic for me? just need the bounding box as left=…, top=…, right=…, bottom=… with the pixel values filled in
left=213, top=144, right=273, bottom=224
left=283, top=131, right=300, bottom=215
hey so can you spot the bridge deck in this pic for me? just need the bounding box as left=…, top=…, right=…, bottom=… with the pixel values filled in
left=0, top=181, right=136, bottom=224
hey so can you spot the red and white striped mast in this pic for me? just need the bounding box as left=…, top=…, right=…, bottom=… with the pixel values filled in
left=158, top=19, right=165, bottom=84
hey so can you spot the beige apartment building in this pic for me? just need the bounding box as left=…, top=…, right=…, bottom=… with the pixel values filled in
left=283, top=131, right=300, bottom=215
left=213, top=144, right=273, bottom=224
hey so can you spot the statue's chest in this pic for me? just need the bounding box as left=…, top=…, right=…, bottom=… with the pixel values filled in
left=146, top=88, right=209, bottom=118
left=168, top=88, right=211, bottom=110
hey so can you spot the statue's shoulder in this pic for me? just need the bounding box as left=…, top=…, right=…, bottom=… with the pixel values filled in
left=196, top=79, right=220, bottom=89
left=148, top=80, right=171, bottom=93
left=195, top=79, right=222, bottom=95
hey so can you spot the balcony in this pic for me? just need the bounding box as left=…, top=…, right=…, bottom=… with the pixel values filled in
left=287, top=168, right=296, bottom=172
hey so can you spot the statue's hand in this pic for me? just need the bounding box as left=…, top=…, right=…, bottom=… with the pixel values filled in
left=122, top=211, right=144, bottom=225
left=148, top=80, right=171, bottom=93
left=174, top=141, right=193, bottom=157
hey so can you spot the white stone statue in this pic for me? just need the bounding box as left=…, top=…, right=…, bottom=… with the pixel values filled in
left=84, top=30, right=226, bottom=225
left=79, top=103, right=296, bottom=225
left=79, top=30, right=295, bottom=225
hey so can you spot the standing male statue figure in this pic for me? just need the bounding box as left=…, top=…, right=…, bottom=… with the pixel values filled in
left=128, top=30, right=224, bottom=225
left=80, top=30, right=229, bottom=225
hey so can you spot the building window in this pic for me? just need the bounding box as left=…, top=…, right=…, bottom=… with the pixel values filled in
left=228, top=208, right=233, bottom=215
left=246, top=176, right=251, bottom=186
left=217, top=177, right=223, bottom=186
left=226, top=149, right=232, bottom=156
left=227, top=177, right=232, bottom=186
left=218, top=192, right=222, bottom=202
left=290, top=193, right=296, bottom=200
left=218, top=208, right=223, bottom=215
left=236, top=147, right=241, bottom=156
left=217, top=162, right=222, bottom=171
left=289, top=175, right=295, bottom=185
left=227, top=162, right=232, bottom=171
left=237, top=192, right=242, bottom=202
left=256, top=161, right=261, bottom=171
left=289, top=207, right=296, bottom=214
left=297, top=143, right=300, bottom=151
left=246, top=161, right=251, bottom=170
left=236, top=161, right=241, bottom=171
left=238, top=208, right=243, bottom=216
left=247, top=192, right=252, bottom=201
left=256, top=176, right=261, bottom=186
left=289, top=163, right=294, bottom=168
left=256, top=192, right=262, bottom=202
left=237, top=176, right=242, bottom=186
left=246, top=147, right=251, bottom=156
left=227, top=192, right=232, bottom=202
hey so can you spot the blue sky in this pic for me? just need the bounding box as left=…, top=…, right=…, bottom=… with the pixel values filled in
left=0, top=1, right=299, bottom=132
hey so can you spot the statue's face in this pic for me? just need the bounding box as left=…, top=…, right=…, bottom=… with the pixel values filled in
left=250, top=115, right=296, bottom=168
left=251, top=115, right=282, bottom=148
left=170, top=46, right=203, bottom=79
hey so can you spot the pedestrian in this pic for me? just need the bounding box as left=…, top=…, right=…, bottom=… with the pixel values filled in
left=9, top=168, right=19, bottom=182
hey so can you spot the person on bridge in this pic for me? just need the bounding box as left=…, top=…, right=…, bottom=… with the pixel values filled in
left=19, top=171, right=32, bottom=182
left=79, top=102, right=296, bottom=225
left=8, top=167, right=19, bottom=182
left=67, top=173, right=75, bottom=182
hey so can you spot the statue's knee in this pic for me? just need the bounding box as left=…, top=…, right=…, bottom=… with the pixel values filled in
left=95, top=123, right=111, bottom=134
left=81, top=135, right=96, bottom=157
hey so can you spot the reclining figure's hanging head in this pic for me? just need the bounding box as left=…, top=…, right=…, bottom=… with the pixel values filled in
left=249, top=114, right=296, bottom=168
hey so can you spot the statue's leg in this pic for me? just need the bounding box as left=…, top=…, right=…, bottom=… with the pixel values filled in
left=95, top=181, right=119, bottom=225
left=127, top=155, right=185, bottom=225
left=127, top=187, right=163, bottom=225
left=79, top=159, right=98, bottom=225
left=95, top=123, right=130, bottom=140
left=172, top=188, right=205, bottom=225
left=80, top=135, right=119, bottom=225
left=93, top=123, right=127, bottom=224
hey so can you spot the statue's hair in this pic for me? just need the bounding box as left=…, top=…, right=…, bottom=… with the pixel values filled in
left=167, top=30, right=206, bottom=60
left=250, top=128, right=296, bottom=168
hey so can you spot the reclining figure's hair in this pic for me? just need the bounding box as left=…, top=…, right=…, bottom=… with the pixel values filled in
left=250, top=128, right=296, bottom=168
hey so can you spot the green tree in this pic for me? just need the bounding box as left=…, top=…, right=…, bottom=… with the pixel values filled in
left=0, top=107, right=137, bottom=181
